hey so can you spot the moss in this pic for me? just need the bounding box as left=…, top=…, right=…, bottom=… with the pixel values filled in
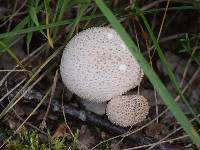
left=6, top=130, right=67, bottom=150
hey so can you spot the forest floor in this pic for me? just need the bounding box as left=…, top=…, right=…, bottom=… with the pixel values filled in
left=0, top=0, right=200, bottom=149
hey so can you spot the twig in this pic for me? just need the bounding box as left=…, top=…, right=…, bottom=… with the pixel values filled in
left=42, top=70, right=58, bottom=127
left=61, top=91, right=89, bottom=150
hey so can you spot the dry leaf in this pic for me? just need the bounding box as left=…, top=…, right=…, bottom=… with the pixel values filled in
left=52, top=123, right=67, bottom=139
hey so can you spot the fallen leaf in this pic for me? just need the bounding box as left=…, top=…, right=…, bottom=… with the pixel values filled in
left=52, top=123, right=67, bottom=139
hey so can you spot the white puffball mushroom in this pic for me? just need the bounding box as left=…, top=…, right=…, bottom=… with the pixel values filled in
left=60, top=27, right=143, bottom=102
left=106, top=95, right=149, bottom=127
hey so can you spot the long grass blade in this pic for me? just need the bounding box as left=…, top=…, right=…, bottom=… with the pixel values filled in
left=0, top=4, right=44, bottom=52
left=94, top=0, right=200, bottom=148
left=68, top=1, right=91, bottom=39
left=139, top=10, right=200, bottom=124
left=0, top=41, right=28, bottom=74
left=0, top=15, right=102, bottom=40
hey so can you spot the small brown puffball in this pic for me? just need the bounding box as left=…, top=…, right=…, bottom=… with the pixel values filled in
left=106, top=95, right=149, bottom=127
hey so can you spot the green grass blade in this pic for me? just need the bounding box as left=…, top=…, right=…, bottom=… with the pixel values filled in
left=68, top=1, right=91, bottom=39
left=138, top=10, right=200, bottom=124
left=0, top=17, right=29, bottom=52
left=0, top=15, right=102, bottom=41
left=0, top=4, right=44, bottom=52
left=44, top=0, right=54, bottom=48
left=53, top=0, right=71, bottom=22
left=52, top=0, right=71, bottom=38
left=0, top=41, right=27, bottom=73
left=94, top=0, right=200, bottom=148
left=26, top=21, right=33, bottom=44
left=29, top=6, right=40, bottom=26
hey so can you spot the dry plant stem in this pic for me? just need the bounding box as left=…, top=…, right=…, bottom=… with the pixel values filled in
left=0, top=43, right=47, bottom=87
left=151, top=6, right=158, bottom=32
left=0, top=41, right=27, bottom=74
left=0, top=46, right=59, bottom=118
left=0, top=0, right=27, bottom=28
left=151, top=0, right=171, bottom=57
left=0, top=78, right=26, bottom=103
left=126, top=125, right=200, bottom=150
left=11, top=111, right=48, bottom=136
left=42, top=70, right=58, bottom=127
left=147, top=33, right=185, bottom=53
left=3, top=72, right=44, bottom=114
left=0, top=70, right=29, bottom=72
left=61, top=95, right=75, bottom=138
left=0, top=74, right=49, bottom=149
left=7, top=0, right=18, bottom=32
left=180, top=40, right=199, bottom=87
left=6, top=11, right=28, bottom=19
left=146, top=33, right=200, bottom=56
left=61, top=94, right=89, bottom=150
left=154, top=89, right=158, bottom=123
left=0, top=66, right=39, bottom=103
left=124, top=130, right=200, bottom=150
left=157, top=0, right=171, bottom=41
left=125, top=0, right=168, bottom=10
left=141, top=0, right=169, bottom=11
left=147, top=114, right=200, bottom=150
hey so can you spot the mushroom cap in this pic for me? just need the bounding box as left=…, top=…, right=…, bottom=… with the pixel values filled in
left=106, top=95, right=149, bottom=127
left=60, top=27, right=143, bottom=102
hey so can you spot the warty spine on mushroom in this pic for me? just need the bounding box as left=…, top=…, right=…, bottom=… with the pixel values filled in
left=106, top=94, right=149, bottom=127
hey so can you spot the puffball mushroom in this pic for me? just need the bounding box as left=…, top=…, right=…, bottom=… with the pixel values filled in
left=60, top=27, right=143, bottom=102
left=106, top=95, right=149, bottom=127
